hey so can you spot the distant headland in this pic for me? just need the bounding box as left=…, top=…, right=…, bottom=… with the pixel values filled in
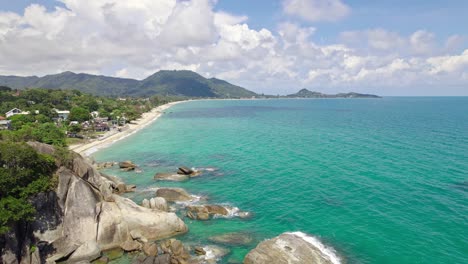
left=0, top=70, right=380, bottom=99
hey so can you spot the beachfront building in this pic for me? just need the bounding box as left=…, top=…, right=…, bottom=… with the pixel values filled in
left=0, top=120, right=11, bottom=130
left=55, top=109, right=70, bottom=121
left=5, top=108, right=30, bottom=118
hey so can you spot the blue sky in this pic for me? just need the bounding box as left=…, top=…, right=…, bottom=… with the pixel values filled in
left=0, top=0, right=467, bottom=95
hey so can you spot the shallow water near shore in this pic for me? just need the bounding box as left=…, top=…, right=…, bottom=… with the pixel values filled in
left=93, top=98, right=468, bottom=264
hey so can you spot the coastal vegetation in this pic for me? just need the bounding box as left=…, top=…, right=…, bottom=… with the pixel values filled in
left=0, top=141, right=57, bottom=234
left=0, top=87, right=177, bottom=235
left=0, top=87, right=178, bottom=146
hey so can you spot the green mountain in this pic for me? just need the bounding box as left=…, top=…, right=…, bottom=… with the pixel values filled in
left=287, top=88, right=381, bottom=98
left=0, top=70, right=257, bottom=98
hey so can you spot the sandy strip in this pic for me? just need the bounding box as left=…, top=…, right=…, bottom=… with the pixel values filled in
left=69, top=100, right=186, bottom=156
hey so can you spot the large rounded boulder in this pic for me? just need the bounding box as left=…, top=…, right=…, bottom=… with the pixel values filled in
left=244, top=232, right=341, bottom=264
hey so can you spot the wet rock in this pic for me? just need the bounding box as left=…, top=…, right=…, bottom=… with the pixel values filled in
left=177, top=166, right=194, bottom=175
left=154, top=254, right=171, bottom=264
left=156, top=188, right=192, bottom=202
left=141, top=256, right=155, bottom=264
left=142, top=242, right=158, bottom=256
left=208, top=232, right=253, bottom=246
left=185, top=205, right=230, bottom=220
left=197, top=212, right=210, bottom=220
left=160, top=239, right=190, bottom=264
left=238, top=212, right=252, bottom=219
left=154, top=172, right=189, bottom=182
left=194, top=247, right=206, bottom=256
left=192, top=245, right=230, bottom=264
left=119, top=161, right=136, bottom=169
left=120, top=240, right=142, bottom=252
left=243, top=232, right=339, bottom=264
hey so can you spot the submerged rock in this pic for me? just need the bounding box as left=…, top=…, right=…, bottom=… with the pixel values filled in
left=103, top=248, right=124, bottom=260
left=156, top=187, right=193, bottom=202
left=119, top=160, right=136, bottom=169
left=154, top=172, right=189, bottom=182
left=243, top=232, right=341, bottom=264
left=208, top=232, right=253, bottom=246
left=191, top=245, right=230, bottom=264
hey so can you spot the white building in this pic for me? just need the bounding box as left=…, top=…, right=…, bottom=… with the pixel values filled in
left=55, top=109, right=70, bottom=120
left=5, top=108, right=29, bottom=118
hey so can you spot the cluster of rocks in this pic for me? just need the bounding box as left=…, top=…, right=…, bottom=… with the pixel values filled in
left=186, top=205, right=250, bottom=221
left=95, top=161, right=117, bottom=169
left=0, top=142, right=188, bottom=264
left=129, top=239, right=229, bottom=264
left=154, top=166, right=202, bottom=182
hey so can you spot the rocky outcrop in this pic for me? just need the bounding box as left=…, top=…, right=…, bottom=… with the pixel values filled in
left=243, top=232, right=341, bottom=264
left=156, top=188, right=193, bottom=202
left=0, top=143, right=188, bottom=264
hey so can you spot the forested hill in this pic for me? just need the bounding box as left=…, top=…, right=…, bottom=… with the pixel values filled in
left=0, top=70, right=257, bottom=98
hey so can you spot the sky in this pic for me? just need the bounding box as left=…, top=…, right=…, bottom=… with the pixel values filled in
left=0, top=0, right=467, bottom=95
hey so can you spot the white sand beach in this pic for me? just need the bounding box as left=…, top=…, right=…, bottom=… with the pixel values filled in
left=69, top=101, right=185, bottom=156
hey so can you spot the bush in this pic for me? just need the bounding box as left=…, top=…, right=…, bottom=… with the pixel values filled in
left=0, top=141, right=57, bottom=234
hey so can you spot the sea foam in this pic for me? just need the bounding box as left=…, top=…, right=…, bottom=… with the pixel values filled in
left=285, top=232, right=342, bottom=264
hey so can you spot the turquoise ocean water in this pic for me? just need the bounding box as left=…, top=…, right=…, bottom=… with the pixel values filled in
left=93, top=98, right=468, bottom=263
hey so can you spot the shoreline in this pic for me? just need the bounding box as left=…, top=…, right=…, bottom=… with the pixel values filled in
left=69, top=100, right=186, bottom=156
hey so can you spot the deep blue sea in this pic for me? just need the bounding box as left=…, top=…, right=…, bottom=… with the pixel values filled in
left=94, top=98, right=468, bottom=263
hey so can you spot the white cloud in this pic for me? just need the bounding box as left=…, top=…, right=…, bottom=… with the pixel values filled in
left=282, top=0, right=350, bottom=22
left=410, top=30, right=436, bottom=55
left=0, top=1, right=467, bottom=95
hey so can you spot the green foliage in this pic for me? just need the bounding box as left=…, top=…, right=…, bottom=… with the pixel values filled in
left=9, top=114, right=36, bottom=130
left=0, top=123, right=67, bottom=146
left=69, top=106, right=90, bottom=122
left=68, top=124, right=81, bottom=133
left=0, top=141, right=57, bottom=234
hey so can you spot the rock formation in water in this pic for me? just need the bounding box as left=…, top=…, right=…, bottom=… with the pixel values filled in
left=244, top=232, right=340, bottom=264
left=0, top=142, right=187, bottom=264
